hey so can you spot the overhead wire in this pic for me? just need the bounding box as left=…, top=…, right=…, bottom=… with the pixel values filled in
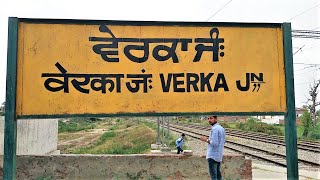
left=292, top=30, right=320, bottom=39
left=206, top=0, right=233, bottom=21
left=293, top=45, right=305, bottom=55
left=286, top=3, right=320, bottom=22
left=205, top=3, right=319, bottom=80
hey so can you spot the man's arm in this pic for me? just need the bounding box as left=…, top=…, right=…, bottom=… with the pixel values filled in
left=210, top=130, right=219, bottom=147
left=200, top=136, right=210, bottom=143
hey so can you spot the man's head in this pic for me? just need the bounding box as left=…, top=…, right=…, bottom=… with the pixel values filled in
left=181, top=133, right=185, bottom=138
left=207, top=115, right=218, bottom=125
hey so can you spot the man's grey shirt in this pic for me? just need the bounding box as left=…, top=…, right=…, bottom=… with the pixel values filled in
left=206, top=123, right=226, bottom=162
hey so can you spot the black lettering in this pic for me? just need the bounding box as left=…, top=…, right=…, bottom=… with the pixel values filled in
left=200, top=73, right=214, bottom=92
left=251, top=73, right=263, bottom=82
left=193, top=28, right=225, bottom=62
left=236, top=73, right=250, bottom=91
left=214, top=73, right=229, bottom=91
left=173, top=73, right=185, bottom=92
left=187, top=73, right=199, bottom=92
left=160, top=73, right=172, bottom=92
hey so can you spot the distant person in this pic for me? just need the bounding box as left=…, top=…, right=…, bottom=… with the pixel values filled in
left=175, top=133, right=185, bottom=154
left=200, top=116, right=226, bottom=180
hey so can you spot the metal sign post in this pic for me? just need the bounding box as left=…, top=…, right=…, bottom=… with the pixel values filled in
left=4, top=17, right=18, bottom=180
left=283, top=23, right=299, bottom=180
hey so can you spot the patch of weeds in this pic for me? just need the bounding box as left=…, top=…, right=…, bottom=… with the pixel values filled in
left=109, top=125, right=119, bottom=131
left=36, top=175, right=53, bottom=180
left=126, top=173, right=138, bottom=180
left=58, top=118, right=96, bottom=133
left=148, top=174, right=162, bottom=180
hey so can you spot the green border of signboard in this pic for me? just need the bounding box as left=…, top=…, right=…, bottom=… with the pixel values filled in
left=283, top=23, right=298, bottom=180
left=4, top=17, right=18, bottom=180
left=4, top=17, right=298, bottom=179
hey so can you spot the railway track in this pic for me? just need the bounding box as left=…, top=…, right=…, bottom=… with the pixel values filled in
left=160, top=123, right=320, bottom=168
left=172, top=123, right=320, bottom=153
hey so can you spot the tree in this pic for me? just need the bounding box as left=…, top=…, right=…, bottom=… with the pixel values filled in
left=0, top=102, right=4, bottom=116
left=305, top=80, right=320, bottom=126
left=300, top=111, right=313, bottom=136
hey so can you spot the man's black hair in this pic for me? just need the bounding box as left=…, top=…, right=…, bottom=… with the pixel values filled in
left=213, top=115, right=218, bottom=118
left=182, top=133, right=185, bottom=137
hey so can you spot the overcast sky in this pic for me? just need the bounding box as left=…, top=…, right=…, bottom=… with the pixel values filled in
left=0, top=0, right=319, bottom=108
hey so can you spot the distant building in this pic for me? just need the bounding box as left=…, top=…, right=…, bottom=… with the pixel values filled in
left=279, top=118, right=302, bottom=125
left=295, top=107, right=308, bottom=117
left=253, top=108, right=307, bottom=125
left=219, top=116, right=250, bottom=123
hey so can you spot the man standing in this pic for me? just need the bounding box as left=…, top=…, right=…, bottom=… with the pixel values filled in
left=175, top=133, right=185, bottom=154
left=200, top=116, right=226, bottom=180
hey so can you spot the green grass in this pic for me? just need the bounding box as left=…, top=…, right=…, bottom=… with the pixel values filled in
left=36, top=175, right=53, bottom=180
left=143, top=121, right=188, bottom=150
left=226, top=123, right=237, bottom=129
left=58, top=118, right=96, bottom=133
left=142, top=121, right=158, bottom=130
left=61, top=118, right=190, bottom=154
left=96, top=131, right=116, bottom=145
left=109, top=125, right=119, bottom=131
left=72, top=121, right=156, bottom=154
left=277, top=125, right=304, bottom=138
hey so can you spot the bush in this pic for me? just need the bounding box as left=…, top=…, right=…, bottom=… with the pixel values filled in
left=109, top=125, right=119, bottom=131
left=235, top=120, right=283, bottom=136
left=307, top=123, right=320, bottom=140
left=58, top=118, right=96, bottom=133
left=219, top=122, right=230, bottom=128
left=300, top=112, right=314, bottom=137
left=142, top=121, right=157, bottom=130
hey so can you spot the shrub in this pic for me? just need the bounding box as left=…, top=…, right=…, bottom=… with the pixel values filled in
left=97, top=131, right=116, bottom=144
left=300, top=112, right=314, bottom=137
left=109, top=125, right=119, bottom=131
left=307, top=123, right=320, bottom=140
left=58, top=118, right=96, bottom=133
left=219, top=122, right=230, bottom=128
left=235, top=120, right=283, bottom=136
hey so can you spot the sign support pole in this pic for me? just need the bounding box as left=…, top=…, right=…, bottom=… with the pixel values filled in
left=4, top=17, right=18, bottom=180
left=283, top=22, right=299, bottom=180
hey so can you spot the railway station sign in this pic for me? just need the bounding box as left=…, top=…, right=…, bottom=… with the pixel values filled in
left=15, top=19, right=286, bottom=116
left=4, top=18, right=298, bottom=180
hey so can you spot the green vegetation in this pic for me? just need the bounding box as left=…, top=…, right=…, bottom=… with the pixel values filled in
left=143, top=121, right=187, bottom=150
left=175, top=116, right=320, bottom=140
left=142, top=121, right=158, bottom=130
left=0, top=102, right=5, bottom=116
left=36, top=175, right=53, bottom=180
left=58, top=118, right=97, bottom=132
left=235, top=118, right=283, bottom=136
left=307, top=123, right=320, bottom=140
left=219, top=122, right=231, bottom=128
left=72, top=121, right=156, bottom=154
left=301, top=112, right=314, bottom=136
left=298, top=111, right=320, bottom=141
left=113, top=173, right=162, bottom=180
left=277, top=125, right=304, bottom=138
left=96, top=131, right=116, bottom=145
left=109, top=125, right=119, bottom=131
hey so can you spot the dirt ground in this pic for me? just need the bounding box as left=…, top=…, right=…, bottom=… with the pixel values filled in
left=58, top=128, right=107, bottom=153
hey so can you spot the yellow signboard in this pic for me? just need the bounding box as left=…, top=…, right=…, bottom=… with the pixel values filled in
left=16, top=21, right=286, bottom=116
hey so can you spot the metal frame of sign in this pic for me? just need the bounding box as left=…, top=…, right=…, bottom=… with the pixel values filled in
left=3, top=17, right=298, bottom=179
